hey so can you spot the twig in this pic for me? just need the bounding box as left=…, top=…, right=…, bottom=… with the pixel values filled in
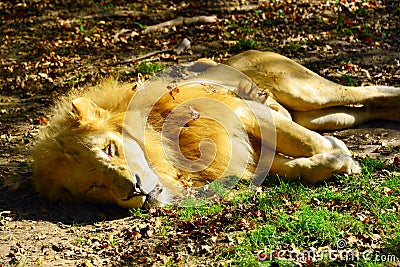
left=80, top=10, right=140, bottom=19
left=112, top=38, right=191, bottom=65
left=113, top=29, right=132, bottom=42
left=173, top=38, right=191, bottom=55
left=144, top=16, right=217, bottom=33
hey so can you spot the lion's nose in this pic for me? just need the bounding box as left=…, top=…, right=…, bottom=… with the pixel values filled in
left=133, top=173, right=143, bottom=193
left=125, top=174, right=144, bottom=199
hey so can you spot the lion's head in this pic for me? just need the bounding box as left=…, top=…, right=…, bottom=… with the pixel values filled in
left=31, top=82, right=169, bottom=208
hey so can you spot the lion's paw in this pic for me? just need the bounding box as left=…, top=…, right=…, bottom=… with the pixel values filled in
left=324, top=136, right=352, bottom=156
left=338, top=154, right=361, bottom=175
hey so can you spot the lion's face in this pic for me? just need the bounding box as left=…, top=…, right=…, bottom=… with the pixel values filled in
left=33, top=97, right=164, bottom=208
left=69, top=131, right=153, bottom=208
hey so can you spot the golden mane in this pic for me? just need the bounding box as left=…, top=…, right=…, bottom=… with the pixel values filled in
left=129, top=82, right=262, bottom=189
left=32, top=78, right=261, bottom=203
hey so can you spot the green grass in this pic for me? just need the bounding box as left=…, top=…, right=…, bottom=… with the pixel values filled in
left=177, top=201, right=223, bottom=221
left=356, top=7, right=369, bottom=17
left=129, top=207, right=147, bottom=217
left=231, top=158, right=399, bottom=265
left=169, top=158, right=399, bottom=266
left=136, top=61, right=166, bottom=74
left=134, top=22, right=147, bottom=30
left=283, top=43, right=301, bottom=51
left=230, top=38, right=261, bottom=53
left=76, top=237, right=91, bottom=246
left=0, top=215, right=8, bottom=229
left=75, top=18, right=97, bottom=37
left=342, top=75, right=354, bottom=86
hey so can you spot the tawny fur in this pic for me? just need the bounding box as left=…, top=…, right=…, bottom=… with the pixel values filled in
left=31, top=51, right=400, bottom=208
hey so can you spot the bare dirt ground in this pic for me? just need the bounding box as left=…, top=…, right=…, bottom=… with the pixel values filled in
left=0, top=0, right=399, bottom=266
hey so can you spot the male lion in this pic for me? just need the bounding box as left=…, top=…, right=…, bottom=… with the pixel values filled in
left=32, top=51, right=400, bottom=208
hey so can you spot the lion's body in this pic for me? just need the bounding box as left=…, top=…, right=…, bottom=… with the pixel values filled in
left=32, top=51, right=400, bottom=208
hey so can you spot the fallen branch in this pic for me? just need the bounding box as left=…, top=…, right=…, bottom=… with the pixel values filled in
left=113, top=29, right=133, bottom=43
left=112, top=38, right=191, bottom=65
left=144, top=16, right=217, bottom=33
left=81, top=10, right=141, bottom=19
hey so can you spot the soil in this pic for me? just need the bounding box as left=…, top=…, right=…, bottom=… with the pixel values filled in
left=0, top=0, right=399, bottom=266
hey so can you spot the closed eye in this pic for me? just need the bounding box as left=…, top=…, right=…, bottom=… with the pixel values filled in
left=86, top=183, right=107, bottom=194
left=104, top=142, right=118, bottom=157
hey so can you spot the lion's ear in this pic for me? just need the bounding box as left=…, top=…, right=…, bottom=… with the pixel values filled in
left=71, top=97, right=109, bottom=121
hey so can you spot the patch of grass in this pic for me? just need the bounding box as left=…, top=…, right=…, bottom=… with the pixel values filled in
left=63, top=73, right=87, bottom=88
left=129, top=208, right=147, bottom=217
left=159, top=224, right=169, bottom=236
left=71, top=221, right=84, bottom=228
left=360, top=157, right=387, bottom=175
left=128, top=3, right=138, bottom=9
left=230, top=188, right=254, bottom=206
left=208, top=180, right=231, bottom=197
left=79, top=24, right=85, bottom=34
left=384, top=232, right=400, bottom=257
left=108, top=235, right=119, bottom=247
left=95, top=1, right=115, bottom=10
left=134, top=22, right=147, bottom=30
left=229, top=21, right=261, bottom=36
left=343, top=28, right=354, bottom=36
left=0, top=215, right=8, bottom=229
left=76, top=237, right=91, bottom=246
left=253, top=205, right=364, bottom=245
left=312, top=186, right=344, bottom=201
left=283, top=43, right=302, bottom=53
left=356, top=7, right=369, bottom=17
left=228, top=206, right=368, bottom=265
left=218, top=158, right=400, bottom=265
left=177, top=200, right=223, bottom=221
left=230, top=38, right=260, bottom=53
left=75, top=18, right=97, bottom=37
left=136, top=61, right=166, bottom=74
left=341, top=75, right=354, bottom=86
left=338, top=157, right=397, bottom=195
left=103, top=2, right=115, bottom=10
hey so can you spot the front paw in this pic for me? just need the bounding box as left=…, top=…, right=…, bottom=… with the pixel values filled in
left=324, top=136, right=352, bottom=156
left=338, top=154, right=361, bottom=175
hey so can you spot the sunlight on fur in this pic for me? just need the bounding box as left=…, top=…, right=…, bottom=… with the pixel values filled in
left=31, top=51, right=400, bottom=208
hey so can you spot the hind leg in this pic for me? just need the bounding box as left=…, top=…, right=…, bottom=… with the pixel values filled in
left=245, top=102, right=353, bottom=158
left=243, top=101, right=360, bottom=181
left=225, top=50, right=400, bottom=112
left=291, top=105, right=400, bottom=131
left=270, top=153, right=360, bottom=184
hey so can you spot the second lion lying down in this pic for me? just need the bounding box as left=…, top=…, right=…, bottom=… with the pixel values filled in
left=31, top=50, right=400, bottom=208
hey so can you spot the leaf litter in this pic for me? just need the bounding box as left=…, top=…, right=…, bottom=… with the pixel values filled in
left=0, top=0, right=400, bottom=266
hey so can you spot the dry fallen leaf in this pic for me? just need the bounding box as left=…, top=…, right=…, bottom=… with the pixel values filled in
left=381, top=187, right=393, bottom=195
left=167, top=85, right=180, bottom=100
left=393, top=157, right=400, bottom=166
left=35, top=117, right=49, bottom=125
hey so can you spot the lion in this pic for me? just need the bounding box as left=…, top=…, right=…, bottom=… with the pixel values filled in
left=31, top=50, right=400, bottom=208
